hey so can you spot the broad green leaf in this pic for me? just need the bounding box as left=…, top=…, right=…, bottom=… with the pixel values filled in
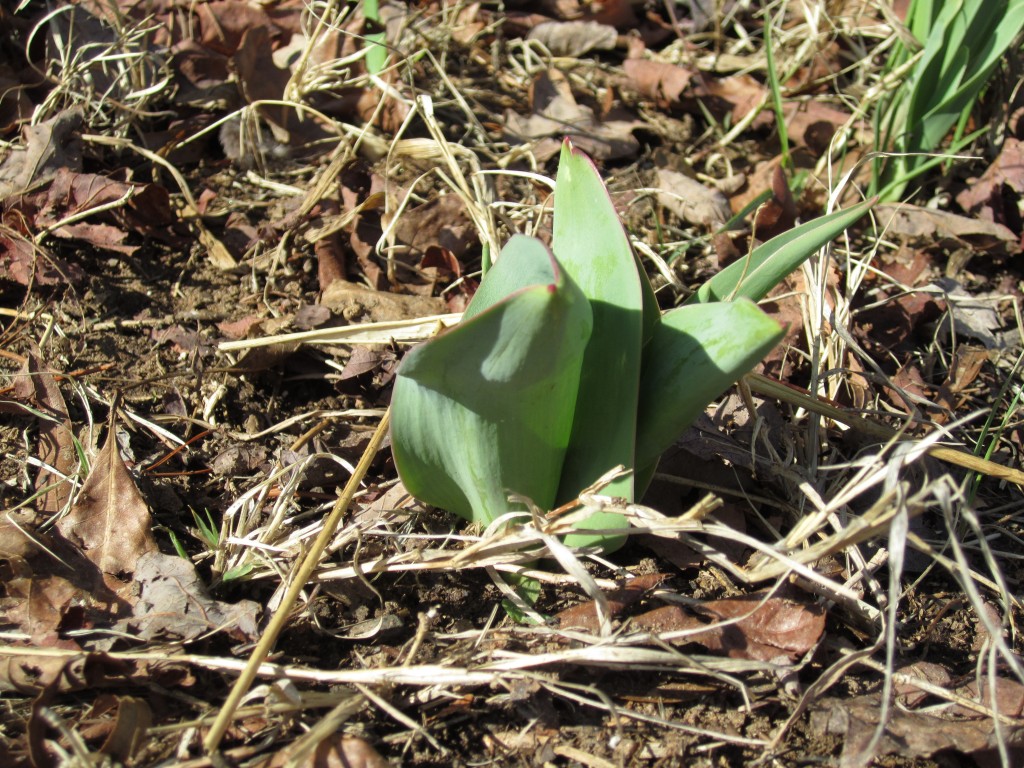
left=635, top=301, right=784, bottom=476
left=551, top=140, right=645, bottom=547
left=391, top=236, right=592, bottom=526
left=688, top=199, right=874, bottom=305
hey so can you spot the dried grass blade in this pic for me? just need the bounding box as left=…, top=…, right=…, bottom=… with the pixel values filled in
left=744, top=373, right=1024, bottom=486
left=203, top=409, right=392, bottom=754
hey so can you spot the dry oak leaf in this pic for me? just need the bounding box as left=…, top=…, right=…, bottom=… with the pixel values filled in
left=58, top=425, right=157, bottom=577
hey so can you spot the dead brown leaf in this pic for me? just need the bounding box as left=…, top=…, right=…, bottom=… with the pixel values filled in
left=13, top=351, right=78, bottom=516
left=264, top=734, right=390, bottom=768
left=233, top=26, right=294, bottom=142
left=193, top=0, right=278, bottom=56
left=695, top=74, right=770, bottom=129
left=877, top=203, right=1021, bottom=255
left=339, top=345, right=397, bottom=382
left=0, top=108, right=82, bottom=199
left=0, top=230, right=85, bottom=287
left=623, top=59, right=692, bottom=107
left=0, top=556, right=81, bottom=646
left=955, top=676, right=1024, bottom=720
left=811, top=692, right=1024, bottom=765
left=58, top=422, right=157, bottom=577
left=527, top=20, right=619, bottom=57
left=392, top=195, right=477, bottom=262
left=505, top=69, right=640, bottom=161
left=1, top=649, right=191, bottom=696
left=120, top=551, right=260, bottom=643
left=656, top=168, right=731, bottom=228
left=79, top=694, right=152, bottom=764
left=217, top=315, right=265, bottom=340
left=315, top=198, right=347, bottom=290
left=782, top=100, right=854, bottom=156
left=554, top=573, right=670, bottom=631
left=629, top=594, right=825, bottom=661
left=956, top=137, right=1024, bottom=224
left=33, top=168, right=175, bottom=254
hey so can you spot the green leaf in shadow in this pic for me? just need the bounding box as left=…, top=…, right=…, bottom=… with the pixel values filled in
left=635, top=300, right=784, bottom=480
left=391, top=235, right=592, bottom=526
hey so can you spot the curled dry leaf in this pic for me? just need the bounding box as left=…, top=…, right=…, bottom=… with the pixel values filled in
left=79, top=694, right=152, bottom=764
left=752, top=166, right=798, bottom=240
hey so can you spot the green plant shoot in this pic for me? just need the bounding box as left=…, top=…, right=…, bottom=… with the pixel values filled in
left=871, top=0, right=1024, bottom=201
left=391, top=140, right=871, bottom=550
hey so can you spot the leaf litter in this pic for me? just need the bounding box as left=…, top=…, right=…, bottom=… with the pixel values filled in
left=1, top=0, right=1024, bottom=765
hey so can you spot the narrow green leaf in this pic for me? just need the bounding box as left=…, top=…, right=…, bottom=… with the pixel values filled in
left=551, top=140, right=645, bottom=547
left=362, top=0, right=388, bottom=75
left=391, top=235, right=592, bottom=526
left=635, top=301, right=784, bottom=474
left=688, top=199, right=874, bottom=305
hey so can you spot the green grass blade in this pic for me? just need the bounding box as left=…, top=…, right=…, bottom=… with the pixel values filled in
left=391, top=235, right=593, bottom=526
left=688, top=199, right=874, bottom=305
left=875, top=0, right=1024, bottom=200
left=363, top=0, right=388, bottom=75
